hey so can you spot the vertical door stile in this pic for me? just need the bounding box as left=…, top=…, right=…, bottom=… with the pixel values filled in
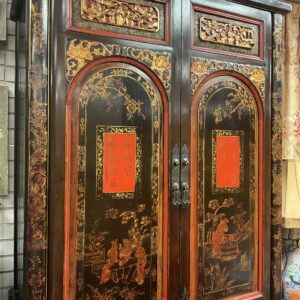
left=185, top=1, right=272, bottom=299
left=169, top=0, right=184, bottom=298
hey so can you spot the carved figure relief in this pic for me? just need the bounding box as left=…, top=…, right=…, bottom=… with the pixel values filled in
left=71, top=0, right=167, bottom=43
left=81, top=0, right=159, bottom=32
left=200, top=17, right=256, bottom=49
left=193, top=7, right=262, bottom=58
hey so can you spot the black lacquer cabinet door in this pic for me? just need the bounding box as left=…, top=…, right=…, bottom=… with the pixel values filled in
left=181, top=0, right=272, bottom=299
left=49, top=0, right=182, bottom=299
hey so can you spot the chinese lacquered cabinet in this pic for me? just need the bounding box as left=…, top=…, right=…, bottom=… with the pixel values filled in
left=23, top=0, right=291, bottom=299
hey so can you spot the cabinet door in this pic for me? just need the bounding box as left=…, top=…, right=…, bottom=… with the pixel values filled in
left=181, top=1, right=272, bottom=299
left=49, top=0, right=182, bottom=299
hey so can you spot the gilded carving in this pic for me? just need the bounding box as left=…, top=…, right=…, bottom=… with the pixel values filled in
left=81, top=0, right=159, bottom=32
left=191, top=57, right=265, bottom=101
left=200, top=17, right=256, bottom=49
left=66, top=39, right=121, bottom=81
left=31, top=3, right=46, bottom=56
left=125, top=47, right=171, bottom=94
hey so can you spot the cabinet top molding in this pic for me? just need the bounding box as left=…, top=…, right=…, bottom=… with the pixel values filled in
left=233, top=0, right=292, bottom=14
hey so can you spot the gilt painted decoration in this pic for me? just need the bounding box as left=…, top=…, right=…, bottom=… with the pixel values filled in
left=191, top=76, right=262, bottom=299
left=26, top=0, right=49, bottom=299
left=270, top=14, right=284, bottom=300
left=66, top=39, right=172, bottom=95
left=191, top=57, right=265, bottom=100
left=66, top=61, right=168, bottom=299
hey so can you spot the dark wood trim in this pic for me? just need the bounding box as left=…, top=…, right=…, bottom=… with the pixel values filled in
left=67, top=0, right=171, bottom=45
left=191, top=4, right=265, bottom=61
left=48, top=0, right=67, bottom=298
left=232, top=0, right=292, bottom=14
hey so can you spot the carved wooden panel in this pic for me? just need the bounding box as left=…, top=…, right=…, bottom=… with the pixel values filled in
left=192, top=5, right=264, bottom=60
left=69, top=0, right=170, bottom=44
left=190, top=75, right=264, bottom=299
left=65, top=60, right=168, bottom=299
left=81, top=0, right=159, bottom=32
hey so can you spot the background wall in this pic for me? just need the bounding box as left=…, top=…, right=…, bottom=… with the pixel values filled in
left=0, top=0, right=17, bottom=298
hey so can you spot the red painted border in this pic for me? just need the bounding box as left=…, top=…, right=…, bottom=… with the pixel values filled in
left=67, top=0, right=170, bottom=46
left=65, top=56, right=169, bottom=299
left=190, top=71, right=264, bottom=300
left=191, top=5, right=265, bottom=61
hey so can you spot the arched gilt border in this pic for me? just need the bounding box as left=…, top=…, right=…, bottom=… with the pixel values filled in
left=190, top=70, right=265, bottom=300
left=65, top=56, right=169, bottom=300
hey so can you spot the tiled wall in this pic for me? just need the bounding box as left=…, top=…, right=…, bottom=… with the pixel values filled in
left=0, top=0, right=16, bottom=298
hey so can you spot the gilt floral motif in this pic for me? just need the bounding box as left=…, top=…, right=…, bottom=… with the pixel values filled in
left=191, top=57, right=265, bottom=101
left=125, top=47, right=171, bottom=94
left=66, top=39, right=121, bottom=81
left=66, top=41, right=172, bottom=96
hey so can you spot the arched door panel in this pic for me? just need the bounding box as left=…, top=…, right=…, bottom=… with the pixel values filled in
left=190, top=75, right=264, bottom=299
left=65, top=59, right=169, bottom=300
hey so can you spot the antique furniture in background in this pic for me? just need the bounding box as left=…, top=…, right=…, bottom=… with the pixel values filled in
left=20, top=0, right=291, bottom=299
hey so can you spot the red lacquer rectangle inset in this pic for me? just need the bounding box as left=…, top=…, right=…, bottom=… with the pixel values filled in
left=103, top=133, right=136, bottom=193
left=216, top=136, right=240, bottom=188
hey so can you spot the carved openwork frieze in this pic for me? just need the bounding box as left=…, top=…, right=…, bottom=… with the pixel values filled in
left=70, top=0, right=169, bottom=44
left=193, top=6, right=263, bottom=59
left=81, top=0, right=159, bottom=32
left=200, top=17, right=256, bottom=49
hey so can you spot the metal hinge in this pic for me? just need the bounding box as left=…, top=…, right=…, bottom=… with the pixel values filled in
left=181, top=144, right=190, bottom=206
left=171, top=145, right=190, bottom=207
